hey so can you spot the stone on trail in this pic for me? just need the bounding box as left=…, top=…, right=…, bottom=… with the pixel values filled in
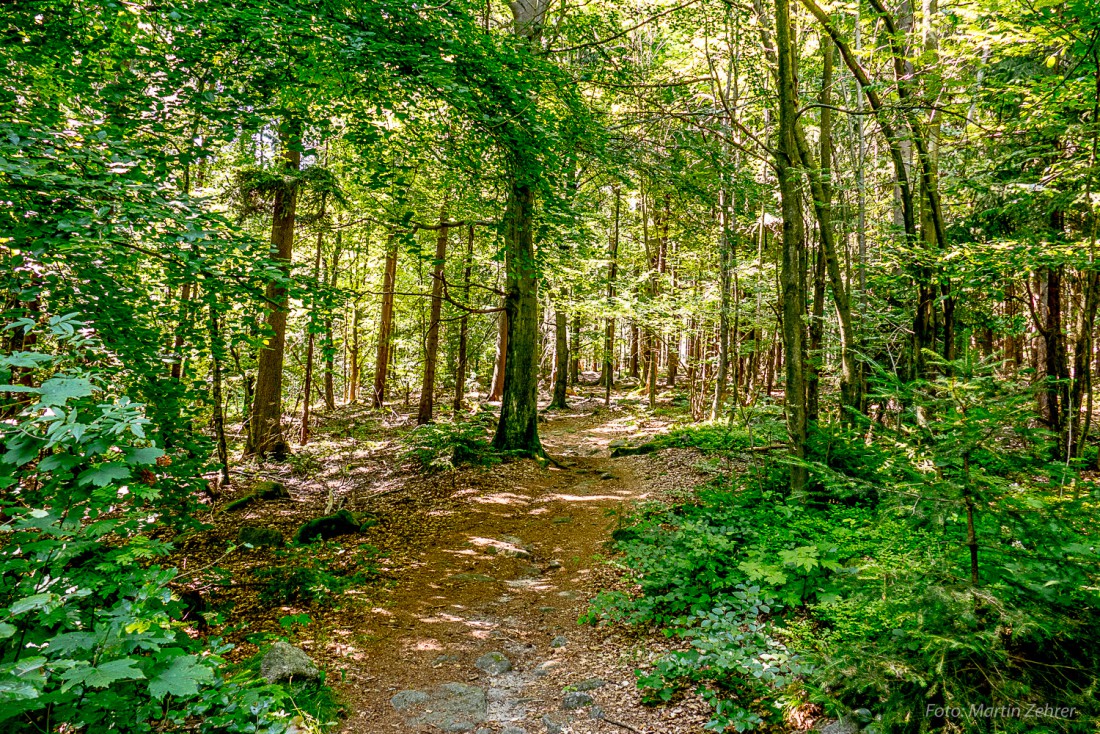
left=259, top=641, right=320, bottom=683
left=550, top=635, right=568, bottom=648
left=390, top=690, right=430, bottom=710
left=562, top=691, right=594, bottom=710
left=501, top=728, right=528, bottom=734
left=574, top=677, right=606, bottom=691
left=391, top=682, right=487, bottom=731
left=475, top=651, right=512, bottom=675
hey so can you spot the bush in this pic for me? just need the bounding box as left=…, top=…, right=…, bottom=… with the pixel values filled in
left=254, top=543, right=379, bottom=606
left=0, top=316, right=306, bottom=733
left=402, top=409, right=503, bottom=471
left=589, top=364, right=1100, bottom=733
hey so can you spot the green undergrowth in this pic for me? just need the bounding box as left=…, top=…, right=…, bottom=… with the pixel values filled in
left=647, top=405, right=788, bottom=454
left=586, top=370, right=1100, bottom=733
left=403, top=408, right=528, bottom=471
left=253, top=543, right=381, bottom=606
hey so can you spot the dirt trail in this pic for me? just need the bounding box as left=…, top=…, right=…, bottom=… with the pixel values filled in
left=312, top=398, right=711, bottom=734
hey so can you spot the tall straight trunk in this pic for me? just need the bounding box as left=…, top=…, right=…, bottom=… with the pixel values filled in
left=417, top=215, right=449, bottom=424
left=629, top=324, right=640, bottom=378
left=371, top=235, right=398, bottom=408
left=1044, top=261, right=1069, bottom=453
left=492, top=177, right=543, bottom=456
left=208, top=299, right=230, bottom=487
left=776, top=0, right=809, bottom=493
left=570, top=314, right=581, bottom=383
left=643, top=190, right=659, bottom=410
left=807, top=241, right=826, bottom=422
left=550, top=302, right=569, bottom=409
left=323, top=234, right=342, bottom=410
left=247, top=123, right=299, bottom=459
left=1075, top=66, right=1100, bottom=460
left=603, top=187, right=620, bottom=396
left=489, top=307, right=507, bottom=401
left=347, top=302, right=361, bottom=403
left=300, top=223, right=326, bottom=445
left=454, top=225, right=475, bottom=412
left=712, top=189, right=733, bottom=419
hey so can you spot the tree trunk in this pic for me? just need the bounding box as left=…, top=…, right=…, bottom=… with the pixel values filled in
left=372, top=235, right=398, bottom=409
left=247, top=122, right=299, bottom=460
left=570, top=314, right=581, bottom=384
left=492, top=178, right=543, bottom=456
left=208, top=299, right=230, bottom=488
left=300, top=223, right=325, bottom=445
left=417, top=215, right=449, bottom=424
left=603, top=187, right=620, bottom=403
left=323, top=231, right=342, bottom=410
left=489, top=306, right=507, bottom=401
left=776, top=0, right=809, bottom=493
left=712, top=188, right=732, bottom=419
left=454, top=225, right=474, bottom=412
left=550, top=302, right=569, bottom=409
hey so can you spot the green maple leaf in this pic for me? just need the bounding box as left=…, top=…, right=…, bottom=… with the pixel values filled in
left=148, top=655, right=214, bottom=700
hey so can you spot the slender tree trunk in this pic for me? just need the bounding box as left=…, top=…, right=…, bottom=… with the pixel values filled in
left=454, top=225, right=475, bottom=412
left=300, top=222, right=326, bottom=445
left=372, top=235, right=398, bottom=408
left=323, top=232, right=342, bottom=410
left=348, top=302, right=361, bottom=404
left=247, top=122, right=299, bottom=459
left=776, top=0, right=809, bottom=493
left=713, top=189, right=732, bottom=419
left=807, top=240, right=826, bottom=422
left=418, top=214, right=449, bottom=424
left=603, top=187, right=620, bottom=403
left=570, top=314, right=581, bottom=384
left=550, top=301, right=569, bottom=409
left=208, top=299, right=230, bottom=488
left=489, top=307, right=507, bottom=401
left=492, top=176, right=543, bottom=456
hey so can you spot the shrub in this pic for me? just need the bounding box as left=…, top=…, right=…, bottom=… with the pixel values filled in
left=0, top=316, right=306, bottom=733
left=253, top=543, right=379, bottom=606
left=402, top=409, right=503, bottom=471
left=589, top=363, right=1100, bottom=732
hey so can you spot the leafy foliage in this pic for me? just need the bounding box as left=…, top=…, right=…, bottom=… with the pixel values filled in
left=254, top=543, right=380, bottom=606
left=402, top=410, right=505, bottom=471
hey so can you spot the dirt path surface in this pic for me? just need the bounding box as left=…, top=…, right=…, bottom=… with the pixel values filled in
left=325, top=400, right=711, bottom=734
left=192, top=392, right=715, bottom=734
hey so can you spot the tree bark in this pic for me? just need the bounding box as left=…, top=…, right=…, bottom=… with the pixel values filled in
left=417, top=213, right=449, bottom=424
left=454, top=225, right=475, bottom=412
left=550, top=301, right=569, bottom=409
left=489, top=307, right=507, bottom=401
left=208, top=298, right=230, bottom=488
left=492, top=178, right=543, bottom=456
left=372, top=235, right=398, bottom=409
left=247, top=122, right=299, bottom=460
left=776, top=0, right=809, bottom=493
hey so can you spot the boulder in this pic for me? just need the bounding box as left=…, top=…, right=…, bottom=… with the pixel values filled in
left=294, top=509, right=374, bottom=544
left=819, top=715, right=861, bottom=734
left=260, top=642, right=320, bottom=683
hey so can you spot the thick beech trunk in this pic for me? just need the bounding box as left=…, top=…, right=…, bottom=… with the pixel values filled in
left=492, top=179, right=543, bottom=456
left=247, top=125, right=299, bottom=459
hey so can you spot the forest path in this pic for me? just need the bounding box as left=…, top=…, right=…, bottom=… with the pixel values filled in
left=312, top=392, right=711, bottom=734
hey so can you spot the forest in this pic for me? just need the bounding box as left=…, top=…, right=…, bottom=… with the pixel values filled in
left=2, top=0, right=1100, bottom=732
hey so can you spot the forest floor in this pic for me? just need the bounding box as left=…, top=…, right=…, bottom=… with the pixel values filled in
left=177, top=384, right=727, bottom=734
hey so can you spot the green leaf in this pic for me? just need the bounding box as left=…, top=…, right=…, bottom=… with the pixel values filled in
left=37, top=377, right=94, bottom=406
left=77, top=463, right=131, bottom=487
left=60, top=657, right=145, bottom=691
left=123, top=447, right=164, bottom=466
left=148, top=654, right=214, bottom=699
left=9, top=593, right=56, bottom=616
